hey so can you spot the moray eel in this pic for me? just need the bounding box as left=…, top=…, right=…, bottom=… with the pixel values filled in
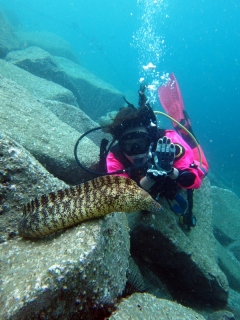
left=18, top=176, right=162, bottom=239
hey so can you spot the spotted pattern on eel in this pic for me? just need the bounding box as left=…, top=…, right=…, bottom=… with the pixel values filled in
left=18, top=176, right=162, bottom=238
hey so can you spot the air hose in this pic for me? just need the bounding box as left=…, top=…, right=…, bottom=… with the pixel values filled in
left=154, top=111, right=203, bottom=168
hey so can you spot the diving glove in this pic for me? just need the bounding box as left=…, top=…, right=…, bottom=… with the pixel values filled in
left=154, top=136, right=176, bottom=173
left=146, top=166, right=167, bottom=182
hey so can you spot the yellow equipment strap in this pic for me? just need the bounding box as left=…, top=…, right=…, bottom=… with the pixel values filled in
left=154, top=111, right=202, bottom=168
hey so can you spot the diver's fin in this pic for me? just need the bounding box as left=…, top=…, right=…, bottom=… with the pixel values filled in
left=158, top=73, right=209, bottom=175
left=158, top=73, right=191, bottom=131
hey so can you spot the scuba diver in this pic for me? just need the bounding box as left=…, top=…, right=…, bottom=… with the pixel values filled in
left=75, top=73, right=209, bottom=229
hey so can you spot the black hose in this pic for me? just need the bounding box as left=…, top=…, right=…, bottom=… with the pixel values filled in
left=74, top=126, right=127, bottom=176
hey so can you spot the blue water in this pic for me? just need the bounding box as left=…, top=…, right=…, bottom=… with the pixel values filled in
left=1, top=0, right=240, bottom=194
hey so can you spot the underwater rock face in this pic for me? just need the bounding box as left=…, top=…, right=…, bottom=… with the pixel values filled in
left=0, top=11, right=20, bottom=58
left=211, top=186, right=240, bottom=293
left=0, top=59, right=78, bottom=106
left=5, top=46, right=124, bottom=120
left=0, top=133, right=130, bottom=319
left=212, top=186, right=240, bottom=243
left=109, top=292, right=206, bottom=319
left=229, top=241, right=240, bottom=262
left=16, top=31, right=80, bottom=63
left=0, top=75, right=98, bottom=184
left=207, top=310, right=235, bottom=320
left=216, top=241, right=240, bottom=293
left=0, top=214, right=130, bottom=319
left=129, top=178, right=229, bottom=307
left=40, top=99, right=99, bottom=135
left=0, top=132, right=67, bottom=240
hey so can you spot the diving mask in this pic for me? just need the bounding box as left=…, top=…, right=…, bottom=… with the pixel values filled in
left=119, top=132, right=151, bottom=156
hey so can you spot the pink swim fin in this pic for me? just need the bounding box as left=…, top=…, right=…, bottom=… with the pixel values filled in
left=158, top=73, right=191, bottom=130
left=158, top=73, right=209, bottom=174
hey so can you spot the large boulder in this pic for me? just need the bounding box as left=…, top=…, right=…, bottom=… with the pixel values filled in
left=53, top=55, right=124, bottom=120
left=1, top=214, right=129, bottom=320
left=17, top=31, right=79, bottom=63
left=228, top=289, right=240, bottom=319
left=216, top=242, right=240, bottom=293
left=0, top=59, right=100, bottom=134
left=0, top=133, right=130, bottom=319
left=128, top=178, right=229, bottom=307
left=207, top=310, right=235, bottom=320
left=211, top=186, right=240, bottom=293
left=0, top=75, right=98, bottom=185
left=40, top=99, right=99, bottom=134
left=211, top=186, right=240, bottom=244
left=0, top=59, right=77, bottom=106
left=229, top=240, right=240, bottom=263
left=0, top=132, right=67, bottom=240
left=0, top=10, right=20, bottom=58
left=109, top=293, right=206, bottom=319
left=5, top=46, right=124, bottom=120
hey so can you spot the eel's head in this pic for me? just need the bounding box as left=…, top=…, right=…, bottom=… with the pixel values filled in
left=134, top=186, right=163, bottom=213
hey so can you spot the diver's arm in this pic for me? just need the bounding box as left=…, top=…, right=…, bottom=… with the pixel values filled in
left=140, top=175, right=155, bottom=191
left=141, top=167, right=179, bottom=191
left=176, top=170, right=196, bottom=188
